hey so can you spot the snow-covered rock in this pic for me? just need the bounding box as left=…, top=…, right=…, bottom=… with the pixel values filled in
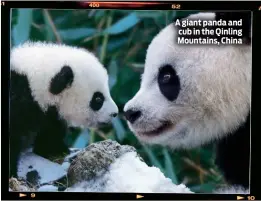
left=12, top=140, right=193, bottom=193
left=66, top=151, right=192, bottom=193
left=67, top=139, right=136, bottom=186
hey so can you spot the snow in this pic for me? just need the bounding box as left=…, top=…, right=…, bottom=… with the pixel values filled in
left=66, top=152, right=192, bottom=193
left=18, top=152, right=67, bottom=185
left=63, top=149, right=83, bottom=162
left=215, top=186, right=250, bottom=194
left=61, top=162, right=71, bottom=171
left=38, top=185, right=58, bottom=192
left=69, top=148, right=83, bottom=152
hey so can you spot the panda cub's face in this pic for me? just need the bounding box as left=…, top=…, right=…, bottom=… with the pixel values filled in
left=56, top=63, right=118, bottom=128
left=124, top=12, right=251, bottom=149
left=11, top=42, right=118, bottom=128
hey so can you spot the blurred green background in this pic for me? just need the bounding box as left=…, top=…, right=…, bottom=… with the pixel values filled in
left=11, top=8, right=226, bottom=193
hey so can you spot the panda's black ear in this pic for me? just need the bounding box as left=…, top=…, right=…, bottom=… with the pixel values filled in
left=49, top=65, right=74, bottom=95
left=215, top=12, right=251, bottom=44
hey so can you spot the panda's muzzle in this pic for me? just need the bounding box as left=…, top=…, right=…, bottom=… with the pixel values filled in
left=137, top=121, right=173, bottom=136
left=97, top=122, right=109, bottom=127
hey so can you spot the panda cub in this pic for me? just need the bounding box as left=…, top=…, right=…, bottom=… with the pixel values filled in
left=124, top=12, right=251, bottom=192
left=10, top=42, right=118, bottom=177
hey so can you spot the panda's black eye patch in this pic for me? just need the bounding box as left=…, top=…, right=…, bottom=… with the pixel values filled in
left=158, top=64, right=180, bottom=101
left=90, top=92, right=105, bottom=111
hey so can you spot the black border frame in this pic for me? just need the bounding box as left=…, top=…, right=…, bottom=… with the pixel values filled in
left=0, top=1, right=261, bottom=10
left=2, top=1, right=260, bottom=200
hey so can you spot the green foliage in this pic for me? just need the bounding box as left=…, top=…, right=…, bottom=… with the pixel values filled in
left=11, top=9, right=226, bottom=192
left=12, top=9, right=33, bottom=46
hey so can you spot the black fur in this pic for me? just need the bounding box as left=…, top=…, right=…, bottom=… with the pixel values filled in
left=49, top=65, right=74, bottom=95
left=90, top=91, right=105, bottom=111
left=158, top=64, right=180, bottom=101
left=214, top=12, right=251, bottom=188
left=124, top=109, right=142, bottom=124
left=10, top=70, right=70, bottom=178
left=26, top=170, right=41, bottom=186
left=215, top=114, right=250, bottom=188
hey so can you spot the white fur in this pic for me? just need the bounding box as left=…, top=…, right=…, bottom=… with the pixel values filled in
left=11, top=41, right=118, bottom=128
left=215, top=186, right=249, bottom=194
left=124, top=13, right=251, bottom=149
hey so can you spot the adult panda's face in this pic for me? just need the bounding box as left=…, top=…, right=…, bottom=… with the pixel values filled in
left=124, top=12, right=251, bottom=149
left=11, top=42, right=118, bottom=128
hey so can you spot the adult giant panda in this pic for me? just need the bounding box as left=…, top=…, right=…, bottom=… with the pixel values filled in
left=124, top=12, right=251, bottom=193
left=10, top=42, right=118, bottom=178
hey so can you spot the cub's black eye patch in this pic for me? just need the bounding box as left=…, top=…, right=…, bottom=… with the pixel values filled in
left=158, top=64, right=180, bottom=101
left=90, top=92, right=105, bottom=111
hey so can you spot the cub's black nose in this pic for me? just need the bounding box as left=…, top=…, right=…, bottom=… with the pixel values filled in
left=124, top=109, right=141, bottom=124
left=110, top=113, right=118, bottom=118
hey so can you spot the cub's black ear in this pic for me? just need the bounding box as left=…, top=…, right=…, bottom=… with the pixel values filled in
left=49, top=65, right=74, bottom=95
left=215, top=12, right=251, bottom=43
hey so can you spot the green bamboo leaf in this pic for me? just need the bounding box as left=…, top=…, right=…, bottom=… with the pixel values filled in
left=108, top=59, right=118, bottom=90
left=72, top=129, right=89, bottom=148
left=134, top=11, right=162, bottom=18
left=143, top=145, right=163, bottom=171
left=58, top=28, right=97, bottom=41
left=98, top=38, right=128, bottom=54
left=163, top=148, right=178, bottom=184
left=43, top=10, right=55, bottom=41
left=12, top=9, right=33, bottom=46
left=112, top=117, right=126, bottom=142
left=100, top=13, right=113, bottom=63
left=95, top=10, right=106, bottom=21
left=103, top=13, right=140, bottom=35
left=190, top=183, right=216, bottom=193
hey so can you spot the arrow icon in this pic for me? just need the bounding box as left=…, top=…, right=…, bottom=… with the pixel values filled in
left=237, top=196, right=244, bottom=200
left=19, top=193, right=27, bottom=197
left=136, top=194, right=144, bottom=199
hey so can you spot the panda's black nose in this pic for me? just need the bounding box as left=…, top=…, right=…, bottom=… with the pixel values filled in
left=110, top=113, right=118, bottom=118
left=124, top=109, right=141, bottom=124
